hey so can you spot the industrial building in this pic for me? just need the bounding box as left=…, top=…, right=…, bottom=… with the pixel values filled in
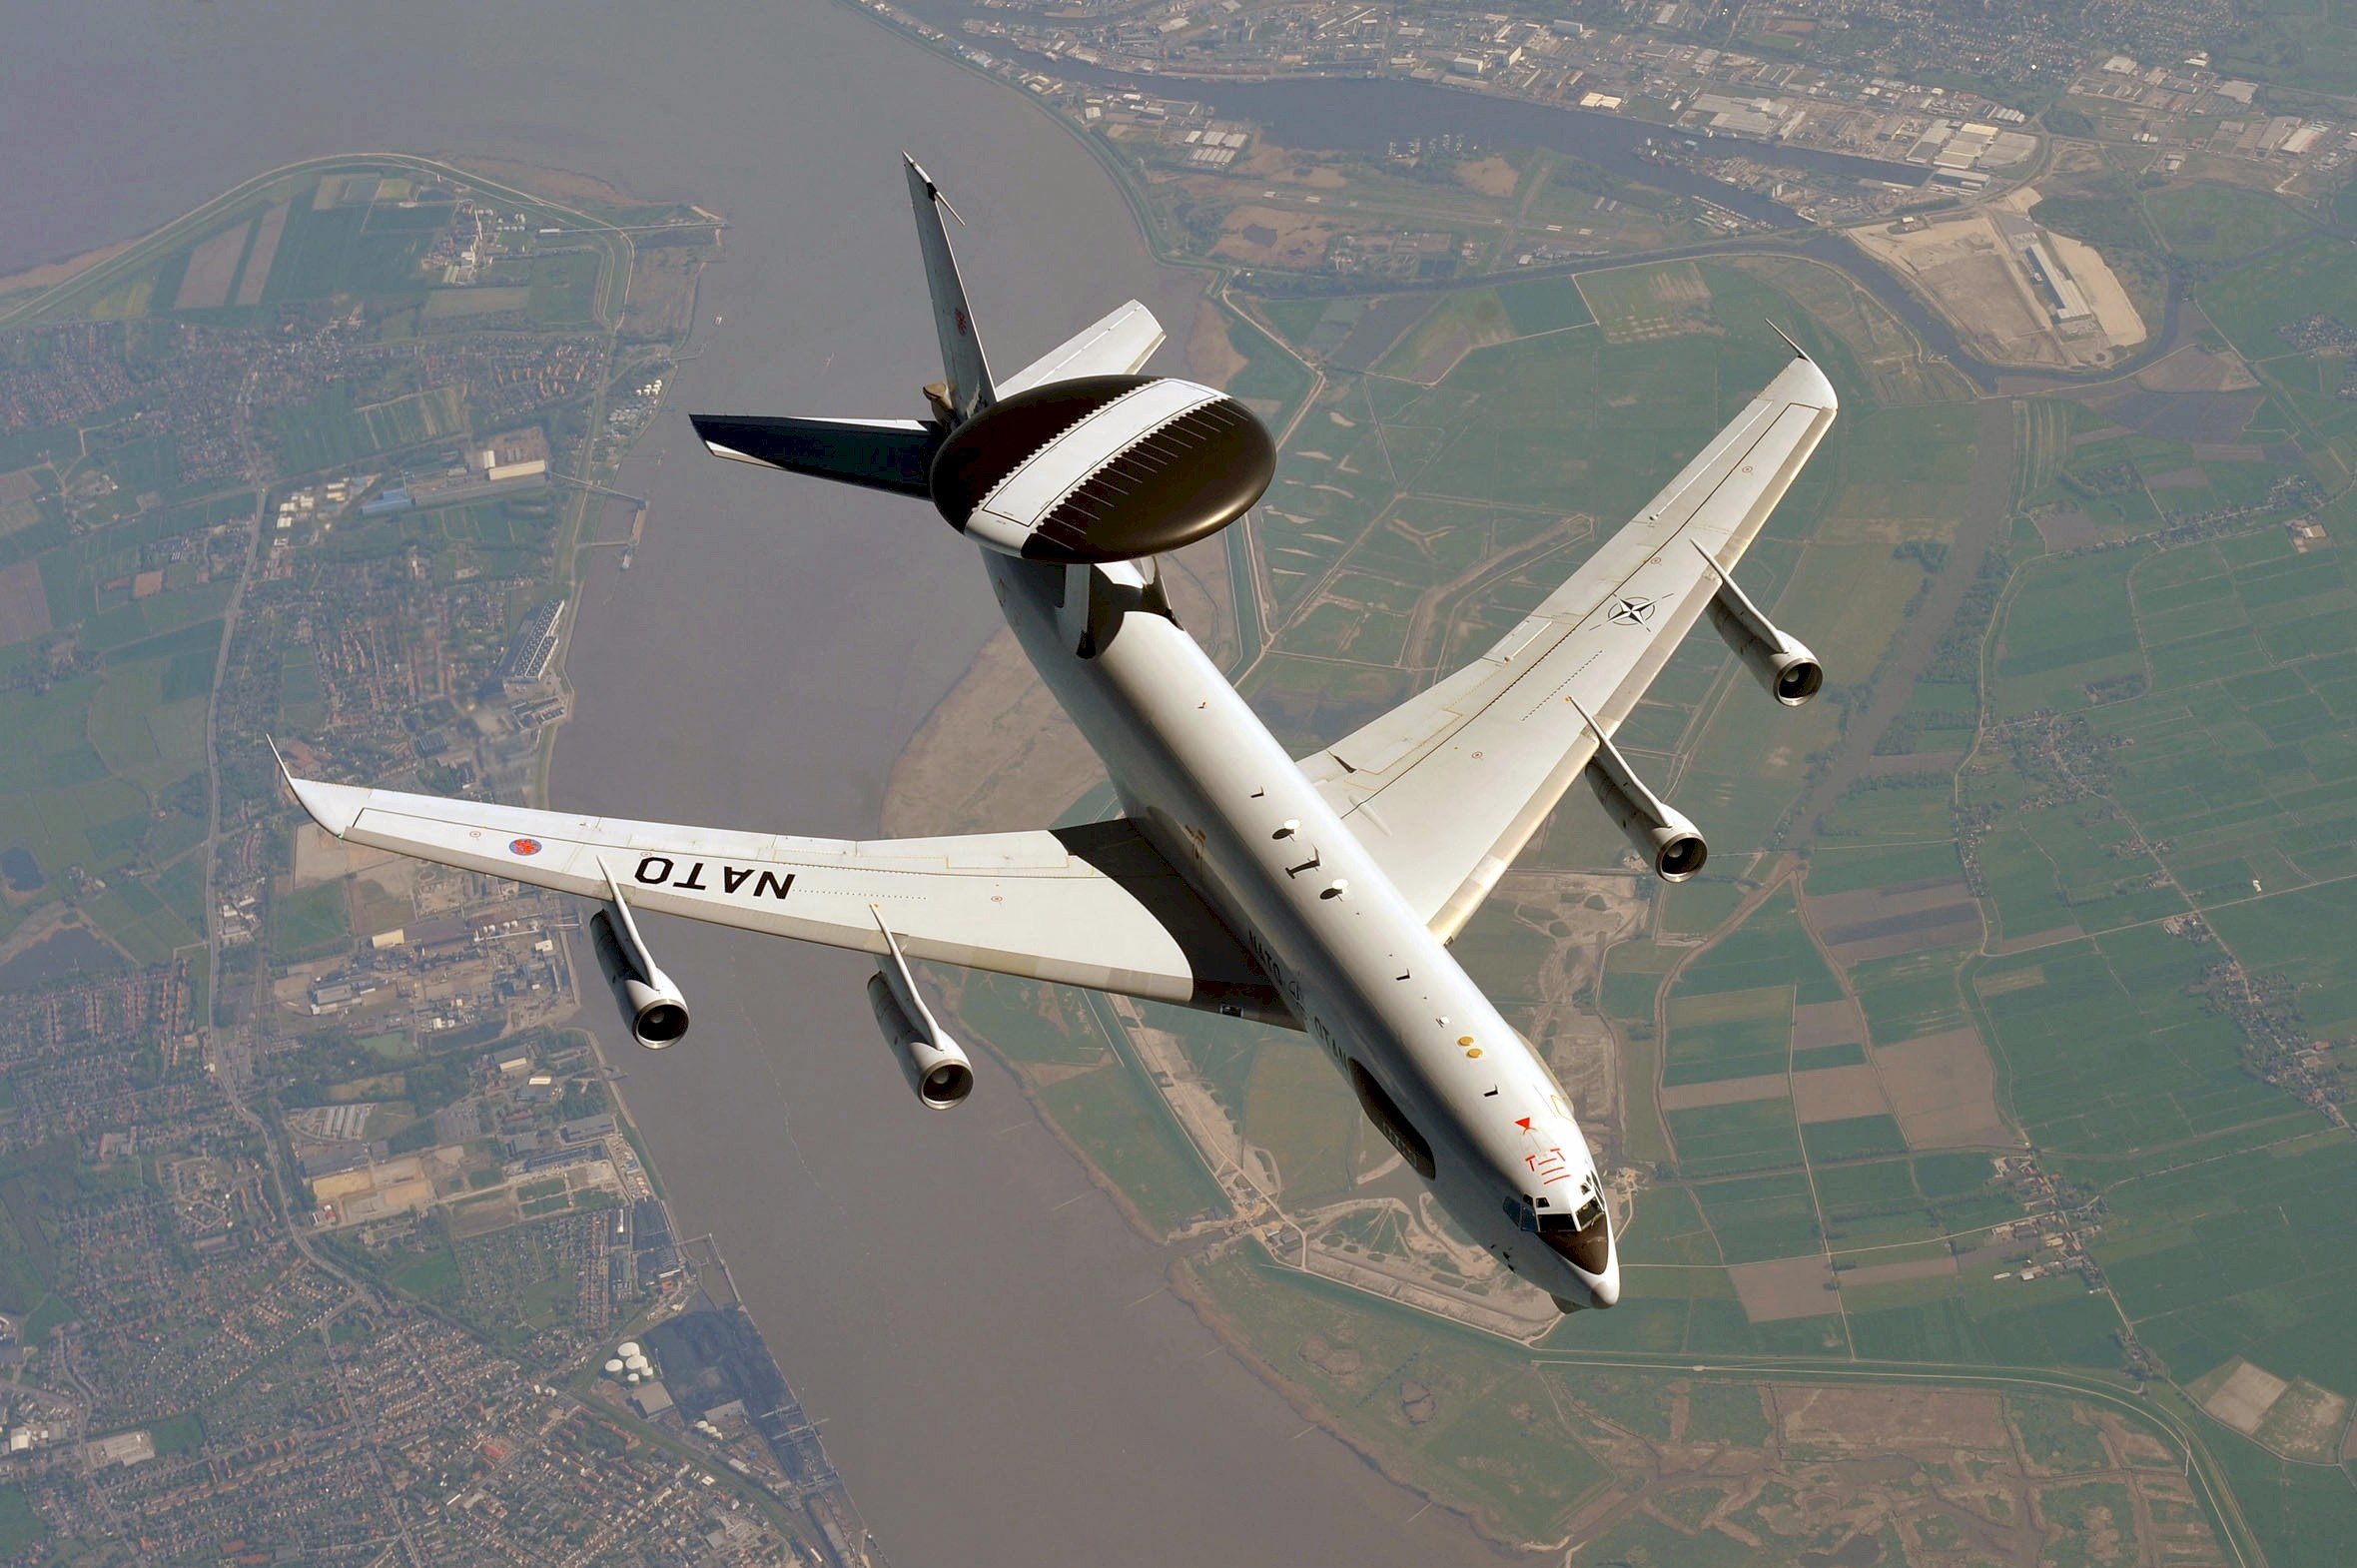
left=2022, top=239, right=2095, bottom=326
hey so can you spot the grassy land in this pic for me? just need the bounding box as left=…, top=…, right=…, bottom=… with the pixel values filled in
left=0, top=1484, right=44, bottom=1555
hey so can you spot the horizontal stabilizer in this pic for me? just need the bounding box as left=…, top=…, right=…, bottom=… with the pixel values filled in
left=997, top=301, right=1167, bottom=397
left=691, top=413, right=941, bottom=498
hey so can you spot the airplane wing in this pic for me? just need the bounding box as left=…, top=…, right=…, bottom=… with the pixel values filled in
left=1298, top=353, right=1839, bottom=939
left=995, top=301, right=1166, bottom=397
left=282, top=774, right=1281, bottom=1022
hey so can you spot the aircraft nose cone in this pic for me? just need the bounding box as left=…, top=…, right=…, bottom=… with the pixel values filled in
left=1590, top=1264, right=1620, bottom=1308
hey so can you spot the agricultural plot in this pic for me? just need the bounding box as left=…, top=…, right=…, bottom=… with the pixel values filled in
left=1969, top=517, right=2357, bottom=979
left=0, top=489, right=238, bottom=958
left=2194, top=236, right=2357, bottom=467
left=271, top=383, right=468, bottom=473
left=2095, top=1135, right=2357, bottom=1404
left=1666, top=1098, right=1803, bottom=1177
left=1975, top=928, right=2299, bottom=1156
left=1674, top=889, right=1844, bottom=1009
left=1849, top=947, right=1971, bottom=1043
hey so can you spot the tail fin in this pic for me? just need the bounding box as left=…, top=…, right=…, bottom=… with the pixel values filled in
left=904, top=153, right=995, bottom=424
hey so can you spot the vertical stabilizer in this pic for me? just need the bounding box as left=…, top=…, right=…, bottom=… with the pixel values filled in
left=903, top=154, right=996, bottom=423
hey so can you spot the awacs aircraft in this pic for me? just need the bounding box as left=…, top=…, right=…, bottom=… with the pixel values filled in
left=281, top=156, right=1838, bottom=1312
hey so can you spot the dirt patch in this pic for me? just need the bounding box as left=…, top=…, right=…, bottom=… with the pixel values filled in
left=0, top=559, right=51, bottom=647
left=2253, top=1377, right=2350, bottom=1462
left=292, top=823, right=407, bottom=889
left=1859, top=751, right=1965, bottom=778
left=2197, top=1359, right=2288, bottom=1435
left=0, top=238, right=137, bottom=303
left=1214, top=207, right=1339, bottom=268
left=1587, top=262, right=1715, bottom=343
left=621, top=247, right=705, bottom=342
left=236, top=202, right=290, bottom=308
left=1848, top=215, right=2077, bottom=370
left=1793, top=999, right=1865, bottom=1050
left=1839, top=1254, right=1958, bottom=1289
left=1873, top=1029, right=2011, bottom=1149
left=883, top=628, right=1106, bottom=837
left=2135, top=342, right=2258, bottom=392
left=1806, top=879, right=1972, bottom=930
left=1779, top=1384, right=2006, bottom=1452
left=174, top=219, right=251, bottom=311
left=1790, top=1063, right=1890, bottom=1124
left=1327, top=295, right=1438, bottom=374
left=1236, top=141, right=1348, bottom=190
left=1806, top=878, right=1981, bottom=964
left=1188, top=299, right=1249, bottom=390
left=1660, top=1073, right=1789, bottom=1112
left=445, top=1190, right=522, bottom=1238
left=1456, top=155, right=1520, bottom=198
left=2034, top=508, right=2103, bottom=551
left=1729, top=1255, right=1840, bottom=1322
left=1988, top=924, right=2081, bottom=957
left=452, top=156, right=641, bottom=208
left=2047, top=232, right=2144, bottom=348
left=1822, top=908, right=1982, bottom=964
left=1298, top=1334, right=1363, bottom=1378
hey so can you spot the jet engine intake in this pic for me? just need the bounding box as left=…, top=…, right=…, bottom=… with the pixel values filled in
left=1697, top=543, right=1823, bottom=706
left=1576, top=700, right=1708, bottom=882
left=869, top=913, right=975, bottom=1110
left=588, top=908, right=691, bottom=1050
left=868, top=974, right=976, bottom=1110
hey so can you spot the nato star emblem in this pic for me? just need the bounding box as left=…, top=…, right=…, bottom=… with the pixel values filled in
left=1607, top=596, right=1656, bottom=627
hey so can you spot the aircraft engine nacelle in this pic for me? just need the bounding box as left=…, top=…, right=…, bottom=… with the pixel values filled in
left=868, top=973, right=976, bottom=1111
left=1700, top=547, right=1823, bottom=707
left=588, top=907, right=691, bottom=1050
left=1580, top=706, right=1708, bottom=882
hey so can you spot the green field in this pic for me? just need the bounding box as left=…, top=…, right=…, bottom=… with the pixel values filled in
left=0, top=477, right=233, bottom=957
left=0, top=1483, right=44, bottom=1556
left=1242, top=1040, right=1362, bottom=1202
left=1038, top=1054, right=1223, bottom=1236
left=2143, top=183, right=2313, bottom=266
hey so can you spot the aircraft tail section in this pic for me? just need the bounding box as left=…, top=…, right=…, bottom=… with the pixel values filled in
left=904, top=153, right=996, bottom=424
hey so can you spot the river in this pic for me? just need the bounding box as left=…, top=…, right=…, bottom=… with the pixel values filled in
left=5, top=2, right=1503, bottom=1563
left=875, top=0, right=1929, bottom=226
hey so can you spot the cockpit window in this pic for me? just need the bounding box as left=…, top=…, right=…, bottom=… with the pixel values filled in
left=1535, top=1189, right=1612, bottom=1273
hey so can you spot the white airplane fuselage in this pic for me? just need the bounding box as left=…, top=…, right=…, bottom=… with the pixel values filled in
left=990, top=552, right=1620, bottom=1309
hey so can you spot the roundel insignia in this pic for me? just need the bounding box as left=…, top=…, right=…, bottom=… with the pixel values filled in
left=1607, top=596, right=1656, bottom=627
left=509, top=838, right=543, bottom=857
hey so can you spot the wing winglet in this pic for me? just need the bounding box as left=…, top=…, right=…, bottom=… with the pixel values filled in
left=279, top=749, right=370, bottom=841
